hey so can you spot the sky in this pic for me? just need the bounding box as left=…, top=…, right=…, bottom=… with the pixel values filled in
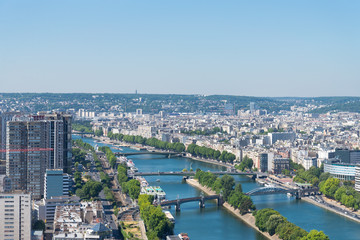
left=0, top=1, right=359, bottom=97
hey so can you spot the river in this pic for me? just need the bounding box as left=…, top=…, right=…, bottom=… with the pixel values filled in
left=74, top=136, right=360, bottom=240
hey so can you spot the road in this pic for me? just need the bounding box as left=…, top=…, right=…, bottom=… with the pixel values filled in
left=307, top=195, right=360, bottom=223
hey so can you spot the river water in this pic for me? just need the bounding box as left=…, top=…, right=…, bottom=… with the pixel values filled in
left=74, top=136, right=360, bottom=240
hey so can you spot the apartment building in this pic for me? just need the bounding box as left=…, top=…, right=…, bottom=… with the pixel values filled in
left=0, top=192, right=31, bottom=240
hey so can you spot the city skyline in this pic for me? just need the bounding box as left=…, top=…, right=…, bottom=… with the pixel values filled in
left=1, top=1, right=359, bottom=97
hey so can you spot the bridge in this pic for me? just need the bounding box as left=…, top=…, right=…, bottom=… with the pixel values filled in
left=72, top=131, right=94, bottom=136
left=115, top=151, right=182, bottom=158
left=132, top=171, right=266, bottom=177
left=246, top=186, right=320, bottom=199
left=154, top=195, right=223, bottom=211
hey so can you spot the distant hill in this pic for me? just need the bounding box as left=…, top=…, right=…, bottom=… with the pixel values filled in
left=0, top=93, right=360, bottom=114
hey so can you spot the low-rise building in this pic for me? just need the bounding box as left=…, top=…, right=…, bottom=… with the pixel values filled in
left=52, top=201, right=111, bottom=240
left=324, top=159, right=356, bottom=181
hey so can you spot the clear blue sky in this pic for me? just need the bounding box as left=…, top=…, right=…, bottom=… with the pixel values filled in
left=0, top=1, right=359, bottom=97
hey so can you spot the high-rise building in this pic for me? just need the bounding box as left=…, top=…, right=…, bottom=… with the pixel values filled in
left=6, top=113, right=71, bottom=199
left=0, top=192, right=31, bottom=240
left=0, top=112, right=21, bottom=160
left=136, top=109, right=143, bottom=115
left=250, top=102, right=256, bottom=114
left=39, top=112, right=72, bottom=173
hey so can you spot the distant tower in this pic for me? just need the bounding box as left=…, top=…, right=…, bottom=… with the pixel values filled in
left=250, top=102, right=256, bottom=114
left=135, top=89, right=138, bottom=94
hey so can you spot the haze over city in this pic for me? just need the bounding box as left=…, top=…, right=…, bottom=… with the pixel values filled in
left=1, top=2, right=360, bottom=240
left=1, top=1, right=359, bottom=96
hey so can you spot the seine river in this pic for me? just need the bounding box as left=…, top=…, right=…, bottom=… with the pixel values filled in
left=74, top=136, right=360, bottom=240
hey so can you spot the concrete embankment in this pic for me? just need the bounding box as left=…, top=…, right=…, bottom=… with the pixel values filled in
left=186, top=178, right=280, bottom=240
left=302, top=197, right=360, bottom=224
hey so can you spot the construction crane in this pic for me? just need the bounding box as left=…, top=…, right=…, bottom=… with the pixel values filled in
left=0, top=148, right=54, bottom=153
left=0, top=143, right=54, bottom=152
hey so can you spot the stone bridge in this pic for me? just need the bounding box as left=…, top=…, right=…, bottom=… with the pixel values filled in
left=154, top=195, right=223, bottom=211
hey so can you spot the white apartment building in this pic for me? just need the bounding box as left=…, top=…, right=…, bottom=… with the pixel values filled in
left=0, top=192, right=31, bottom=240
left=301, top=157, right=317, bottom=170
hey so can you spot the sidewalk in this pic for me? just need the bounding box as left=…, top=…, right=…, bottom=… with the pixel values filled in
left=139, top=220, right=148, bottom=240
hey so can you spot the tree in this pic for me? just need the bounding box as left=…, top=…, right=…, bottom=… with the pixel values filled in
left=238, top=195, right=255, bottom=215
left=138, top=194, right=173, bottom=239
left=266, top=214, right=285, bottom=236
left=301, top=230, right=329, bottom=240
left=212, top=178, right=222, bottom=193
left=124, top=179, right=140, bottom=200
left=254, top=208, right=280, bottom=232
left=95, top=128, right=104, bottom=137
left=221, top=175, right=235, bottom=200
left=236, top=155, right=253, bottom=171
left=320, top=178, right=340, bottom=198
left=234, top=183, right=243, bottom=193
left=32, top=220, right=45, bottom=231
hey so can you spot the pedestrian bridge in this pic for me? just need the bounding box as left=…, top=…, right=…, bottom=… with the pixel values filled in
left=246, top=186, right=319, bottom=199
left=154, top=195, right=223, bottom=211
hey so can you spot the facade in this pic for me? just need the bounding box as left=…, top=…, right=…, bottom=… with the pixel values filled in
left=350, top=151, right=360, bottom=165
left=273, top=158, right=290, bottom=174
left=301, top=157, right=317, bottom=170
left=324, top=159, right=356, bottom=181
left=41, top=112, right=72, bottom=174
left=0, top=192, right=31, bottom=240
left=333, top=149, right=350, bottom=163
left=0, top=175, right=12, bottom=192
left=137, top=125, right=156, bottom=138
left=44, top=169, right=64, bottom=199
left=6, top=120, right=49, bottom=199
left=355, top=166, right=360, bottom=192
left=268, top=132, right=296, bottom=145
left=0, top=112, right=20, bottom=160
left=259, top=153, right=268, bottom=172
left=63, top=173, right=71, bottom=196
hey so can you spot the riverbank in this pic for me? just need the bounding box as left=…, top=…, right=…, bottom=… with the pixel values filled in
left=91, top=136, right=233, bottom=168
left=302, top=197, right=360, bottom=224
left=186, top=178, right=280, bottom=240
